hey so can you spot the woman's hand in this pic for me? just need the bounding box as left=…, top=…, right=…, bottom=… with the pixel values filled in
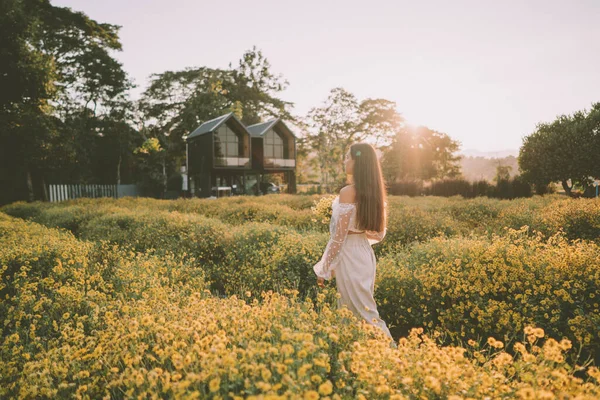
left=317, top=270, right=334, bottom=288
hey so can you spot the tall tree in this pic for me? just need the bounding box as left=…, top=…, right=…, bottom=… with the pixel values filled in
left=306, top=88, right=360, bottom=189
left=519, top=104, right=599, bottom=196
left=227, top=46, right=294, bottom=125
left=0, top=0, right=134, bottom=203
left=138, top=47, right=294, bottom=182
left=306, top=88, right=403, bottom=190
left=494, top=164, right=512, bottom=182
left=381, top=125, right=462, bottom=182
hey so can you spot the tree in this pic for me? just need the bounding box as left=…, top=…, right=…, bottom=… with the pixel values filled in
left=519, top=104, right=600, bottom=196
left=494, top=164, right=512, bottom=182
left=227, top=46, right=294, bottom=125
left=305, top=88, right=360, bottom=190
left=96, top=100, right=142, bottom=185
left=0, top=0, right=134, bottom=203
left=138, top=47, right=294, bottom=180
left=134, top=138, right=167, bottom=196
left=305, top=88, right=404, bottom=190
left=382, top=125, right=462, bottom=182
left=357, top=98, right=404, bottom=147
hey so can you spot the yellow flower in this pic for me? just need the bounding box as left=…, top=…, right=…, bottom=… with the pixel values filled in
left=261, top=369, right=272, bottom=381
left=514, top=343, right=527, bottom=354
left=209, top=377, right=221, bottom=393
left=304, top=391, right=319, bottom=400
left=424, top=376, right=441, bottom=394
left=516, top=387, right=535, bottom=399
left=276, top=364, right=287, bottom=374
left=559, top=339, right=572, bottom=351
left=319, top=380, right=333, bottom=395
left=533, top=328, right=545, bottom=338
left=487, top=337, right=504, bottom=349
left=298, top=364, right=312, bottom=377
left=281, top=344, right=294, bottom=356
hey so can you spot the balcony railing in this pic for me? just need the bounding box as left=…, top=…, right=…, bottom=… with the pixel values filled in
left=264, top=158, right=296, bottom=168
left=214, top=157, right=250, bottom=167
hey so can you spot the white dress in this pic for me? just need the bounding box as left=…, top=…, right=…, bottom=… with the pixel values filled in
left=313, top=196, right=392, bottom=339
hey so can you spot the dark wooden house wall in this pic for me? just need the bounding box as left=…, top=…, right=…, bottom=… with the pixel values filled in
left=188, top=133, right=213, bottom=197
left=251, top=137, right=263, bottom=171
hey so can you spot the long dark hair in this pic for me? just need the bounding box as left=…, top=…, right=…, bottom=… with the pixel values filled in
left=349, top=143, right=387, bottom=232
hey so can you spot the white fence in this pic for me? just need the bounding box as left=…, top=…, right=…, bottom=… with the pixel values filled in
left=48, top=184, right=139, bottom=202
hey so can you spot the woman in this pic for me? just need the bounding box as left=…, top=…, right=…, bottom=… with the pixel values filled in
left=313, top=142, right=392, bottom=339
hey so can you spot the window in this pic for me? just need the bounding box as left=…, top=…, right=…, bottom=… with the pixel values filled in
left=214, top=125, right=242, bottom=157
left=264, top=129, right=285, bottom=159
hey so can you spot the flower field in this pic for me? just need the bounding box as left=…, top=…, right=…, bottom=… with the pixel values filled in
left=1, top=194, right=600, bottom=399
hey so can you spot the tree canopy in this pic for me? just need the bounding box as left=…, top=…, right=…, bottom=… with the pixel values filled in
left=518, top=103, right=600, bottom=196
left=0, top=0, right=134, bottom=203
left=305, top=88, right=404, bottom=189
left=381, top=125, right=462, bottom=183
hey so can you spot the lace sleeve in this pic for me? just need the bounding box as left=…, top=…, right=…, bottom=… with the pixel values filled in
left=313, top=202, right=355, bottom=280
left=366, top=200, right=388, bottom=246
left=366, top=228, right=386, bottom=245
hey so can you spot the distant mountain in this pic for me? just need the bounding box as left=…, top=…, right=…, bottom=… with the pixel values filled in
left=459, top=155, right=520, bottom=182
left=459, top=148, right=519, bottom=158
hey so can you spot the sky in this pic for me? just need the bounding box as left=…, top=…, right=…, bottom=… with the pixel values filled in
left=53, top=0, right=600, bottom=154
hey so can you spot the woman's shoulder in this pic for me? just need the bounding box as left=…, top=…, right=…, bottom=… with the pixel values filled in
left=339, top=185, right=356, bottom=204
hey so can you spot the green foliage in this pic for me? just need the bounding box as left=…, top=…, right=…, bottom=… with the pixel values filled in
left=519, top=103, right=600, bottom=196
left=4, top=194, right=600, bottom=367
left=137, top=47, right=294, bottom=183
left=387, top=177, right=533, bottom=199
left=494, top=165, right=512, bottom=182
left=461, top=155, right=520, bottom=182
left=134, top=138, right=168, bottom=196
left=0, top=0, right=135, bottom=204
left=376, top=227, right=600, bottom=363
left=306, top=88, right=404, bottom=190
left=3, top=208, right=600, bottom=397
left=382, top=125, right=462, bottom=182
left=4, top=194, right=600, bottom=369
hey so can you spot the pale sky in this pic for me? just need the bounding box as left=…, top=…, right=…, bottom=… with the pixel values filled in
left=53, top=0, right=600, bottom=153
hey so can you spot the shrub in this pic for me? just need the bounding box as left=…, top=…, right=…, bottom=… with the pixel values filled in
left=375, top=227, right=600, bottom=363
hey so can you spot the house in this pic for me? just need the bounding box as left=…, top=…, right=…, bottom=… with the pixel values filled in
left=184, top=113, right=297, bottom=197
left=247, top=118, right=297, bottom=190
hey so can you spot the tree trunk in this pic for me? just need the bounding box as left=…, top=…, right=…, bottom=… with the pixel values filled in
left=162, top=158, right=167, bottom=196
left=116, top=153, right=122, bottom=185
left=41, top=176, right=48, bottom=202
left=25, top=167, right=34, bottom=202
left=561, top=179, right=573, bottom=197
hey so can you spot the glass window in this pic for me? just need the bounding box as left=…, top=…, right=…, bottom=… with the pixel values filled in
left=264, top=129, right=285, bottom=162
left=214, top=125, right=241, bottom=158
left=226, top=142, right=238, bottom=157
left=274, top=144, right=283, bottom=158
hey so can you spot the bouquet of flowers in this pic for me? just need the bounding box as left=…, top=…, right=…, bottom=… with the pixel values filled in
left=311, top=195, right=337, bottom=225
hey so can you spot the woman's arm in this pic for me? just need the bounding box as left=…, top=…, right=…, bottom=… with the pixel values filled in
left=365, top=228, right=387, bottom=245
left=313, top=191, right=355, bottom=281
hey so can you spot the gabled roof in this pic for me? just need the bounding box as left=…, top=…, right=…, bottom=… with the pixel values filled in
left=247, top=119, right=279, bottom=137
left=247, top=118, right=297, bottom=138
left=187, top=112, right=251, bottom=140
